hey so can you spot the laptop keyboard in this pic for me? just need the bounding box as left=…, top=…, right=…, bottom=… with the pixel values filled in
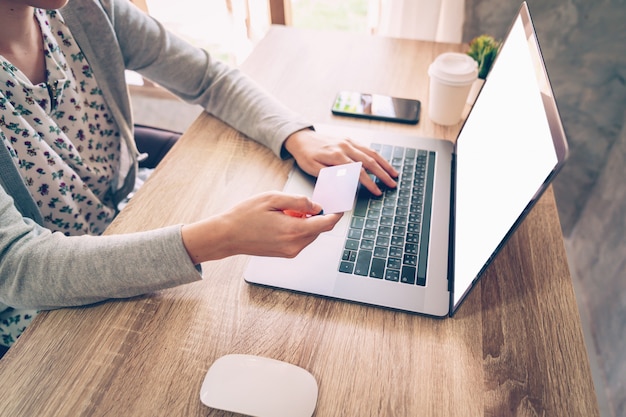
left=338, top=144, right=436, bottom=286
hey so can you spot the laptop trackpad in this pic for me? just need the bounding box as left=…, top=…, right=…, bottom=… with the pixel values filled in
left=333, top=273, right=427, bottom=312
left=245, top=233, right=343, bottom=296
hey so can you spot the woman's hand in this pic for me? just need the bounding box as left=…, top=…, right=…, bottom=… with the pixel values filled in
left=181, top=191, right=342, bottom=264
left=283, top=128, right=399, bottom=196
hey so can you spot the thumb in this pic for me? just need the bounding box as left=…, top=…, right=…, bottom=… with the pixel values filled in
left=275, top=194, right=323, bottom=217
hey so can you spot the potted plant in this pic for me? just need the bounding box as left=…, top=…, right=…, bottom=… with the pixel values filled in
left=466, top=34, right=501, bottom=103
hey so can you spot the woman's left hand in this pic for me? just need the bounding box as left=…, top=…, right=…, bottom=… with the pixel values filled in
left=283, top=129, right=398, bottom=196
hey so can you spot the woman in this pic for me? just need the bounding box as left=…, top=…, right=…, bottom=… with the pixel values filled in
left=0, top=0, right=397, bottom=354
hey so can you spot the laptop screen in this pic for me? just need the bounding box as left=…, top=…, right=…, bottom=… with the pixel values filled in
left=451, top=4, right=568, bottom=311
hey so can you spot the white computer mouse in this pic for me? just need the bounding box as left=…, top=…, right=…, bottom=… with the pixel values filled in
left=200, top=354, right=318, bottom=417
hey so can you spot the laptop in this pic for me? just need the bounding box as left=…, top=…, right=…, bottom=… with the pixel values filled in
left=244, top=2, right=568, bottom=317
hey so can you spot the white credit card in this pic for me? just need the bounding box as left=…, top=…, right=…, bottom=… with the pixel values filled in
left=312, top=162, right=362, bottom=214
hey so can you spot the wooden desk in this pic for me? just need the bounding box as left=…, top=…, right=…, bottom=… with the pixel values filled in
left=0, top=26, right=598, bottom=417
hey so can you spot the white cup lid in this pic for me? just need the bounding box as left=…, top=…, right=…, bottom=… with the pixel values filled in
left=428, top=52, right=478, bottom=86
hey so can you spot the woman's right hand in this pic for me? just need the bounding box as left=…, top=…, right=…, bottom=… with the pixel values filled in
left=181, top=191, right=342, bottom=264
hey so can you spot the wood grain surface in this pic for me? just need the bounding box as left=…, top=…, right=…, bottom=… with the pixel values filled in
left=0, top=26, right=598, bottom=417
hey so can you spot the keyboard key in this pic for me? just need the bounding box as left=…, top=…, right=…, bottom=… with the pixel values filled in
left=360, top=239, right=375, bottom=250
left=403, top=254, right=417, bottom=266
left=375, top=236, right=390, bottom=247
left=385, top=189, right=398, bottom=198
left=380, top=216, right=394, bottom=226
left=389, top=246, right=403, bottom=258
left=401, top=266, right=417, bottom=284
left=405, top=243, right=418, bottom=255
left=363, top=229, right=376, bottom=239
left=412, top=194, right=423, bottom=205
left=355, top=250, right=372, bottom=276
left=378, top=226, right=392, bottom=237
left=396, top=206, right=409, bottom=217
left=406, top=233, right=419, bottom=244
left=365, top=219, right=379, bottom=229
left=351, top=217, right=365, bottom=229
left=374, top=246, right=388, bottom=258
left=382, top=206, right=395, bottom=216
left=367, top=209, right=381, bottom=219
left=340, top=262, right=355, bottom=273
left=369, top=200, right=383, bottom=210
left=396, top=179, right=413, bottom=190
left=387, top=257, right=402, bottom=269
left=394, top=216, right=408, bottom=226
left=392, top=225, right=406, bottom=236
left=354, top=194, right=369, bottom=217
left=345, top=239, right=359, bottom=250
left=370, top=258, right=386, bottom=279
left=385, top=269, right=400, bottom=281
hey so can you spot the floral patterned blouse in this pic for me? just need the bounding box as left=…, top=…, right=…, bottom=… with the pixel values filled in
left=0, top=8, right=121, bottom=237
left=1, top=9, right=122, bottom=348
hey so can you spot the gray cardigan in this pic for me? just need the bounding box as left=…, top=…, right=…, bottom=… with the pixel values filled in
left=0, top=0, right=311, bottom=310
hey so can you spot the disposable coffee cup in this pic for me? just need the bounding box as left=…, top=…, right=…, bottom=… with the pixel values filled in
left=428, top=52, right=478, bottom=125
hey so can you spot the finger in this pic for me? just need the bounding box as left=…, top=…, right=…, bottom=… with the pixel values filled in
left=303, top=212, right=343, bottom=232
left=329, top=148, right=393, bottom=196
left=336, top=140, right=397, bottom=188
left=362, top=155, right=398, bottom=190
left=270, top=193, right=323, bottom=216
left=347, top=140, right=399, bottom=184
left=367, top=150, right=399, bottom=181
left=358, top=170, right=382, bottom=196
left=303, top=149, right=353, bottom=175
left=279, top=212, right=343, bottom=258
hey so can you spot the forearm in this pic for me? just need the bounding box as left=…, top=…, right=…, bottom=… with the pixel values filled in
left=105, top=0, right=311, bottom=157
left=1, top=192, right=201, bottom=309
left=181, top=215, right=234, bottom=264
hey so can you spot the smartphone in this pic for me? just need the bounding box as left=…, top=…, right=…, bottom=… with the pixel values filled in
left=331, top=91, right=421, bottom=124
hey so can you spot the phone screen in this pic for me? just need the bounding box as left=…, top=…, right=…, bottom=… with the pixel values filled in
left=331, top=91, right=420, bottom=124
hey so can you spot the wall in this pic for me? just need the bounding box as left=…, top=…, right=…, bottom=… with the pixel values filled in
left=464, top=0, right=626, bottom=235
left=463, top=1, right=626, bottom=416
left=567, top=112, right=626, bottom=417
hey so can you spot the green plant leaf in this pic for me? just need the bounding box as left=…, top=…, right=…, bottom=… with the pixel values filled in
left=467, top=35, right=501, bottom=79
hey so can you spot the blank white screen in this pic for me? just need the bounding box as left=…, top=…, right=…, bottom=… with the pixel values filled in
left=452, top=16, right=558, bottom=307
